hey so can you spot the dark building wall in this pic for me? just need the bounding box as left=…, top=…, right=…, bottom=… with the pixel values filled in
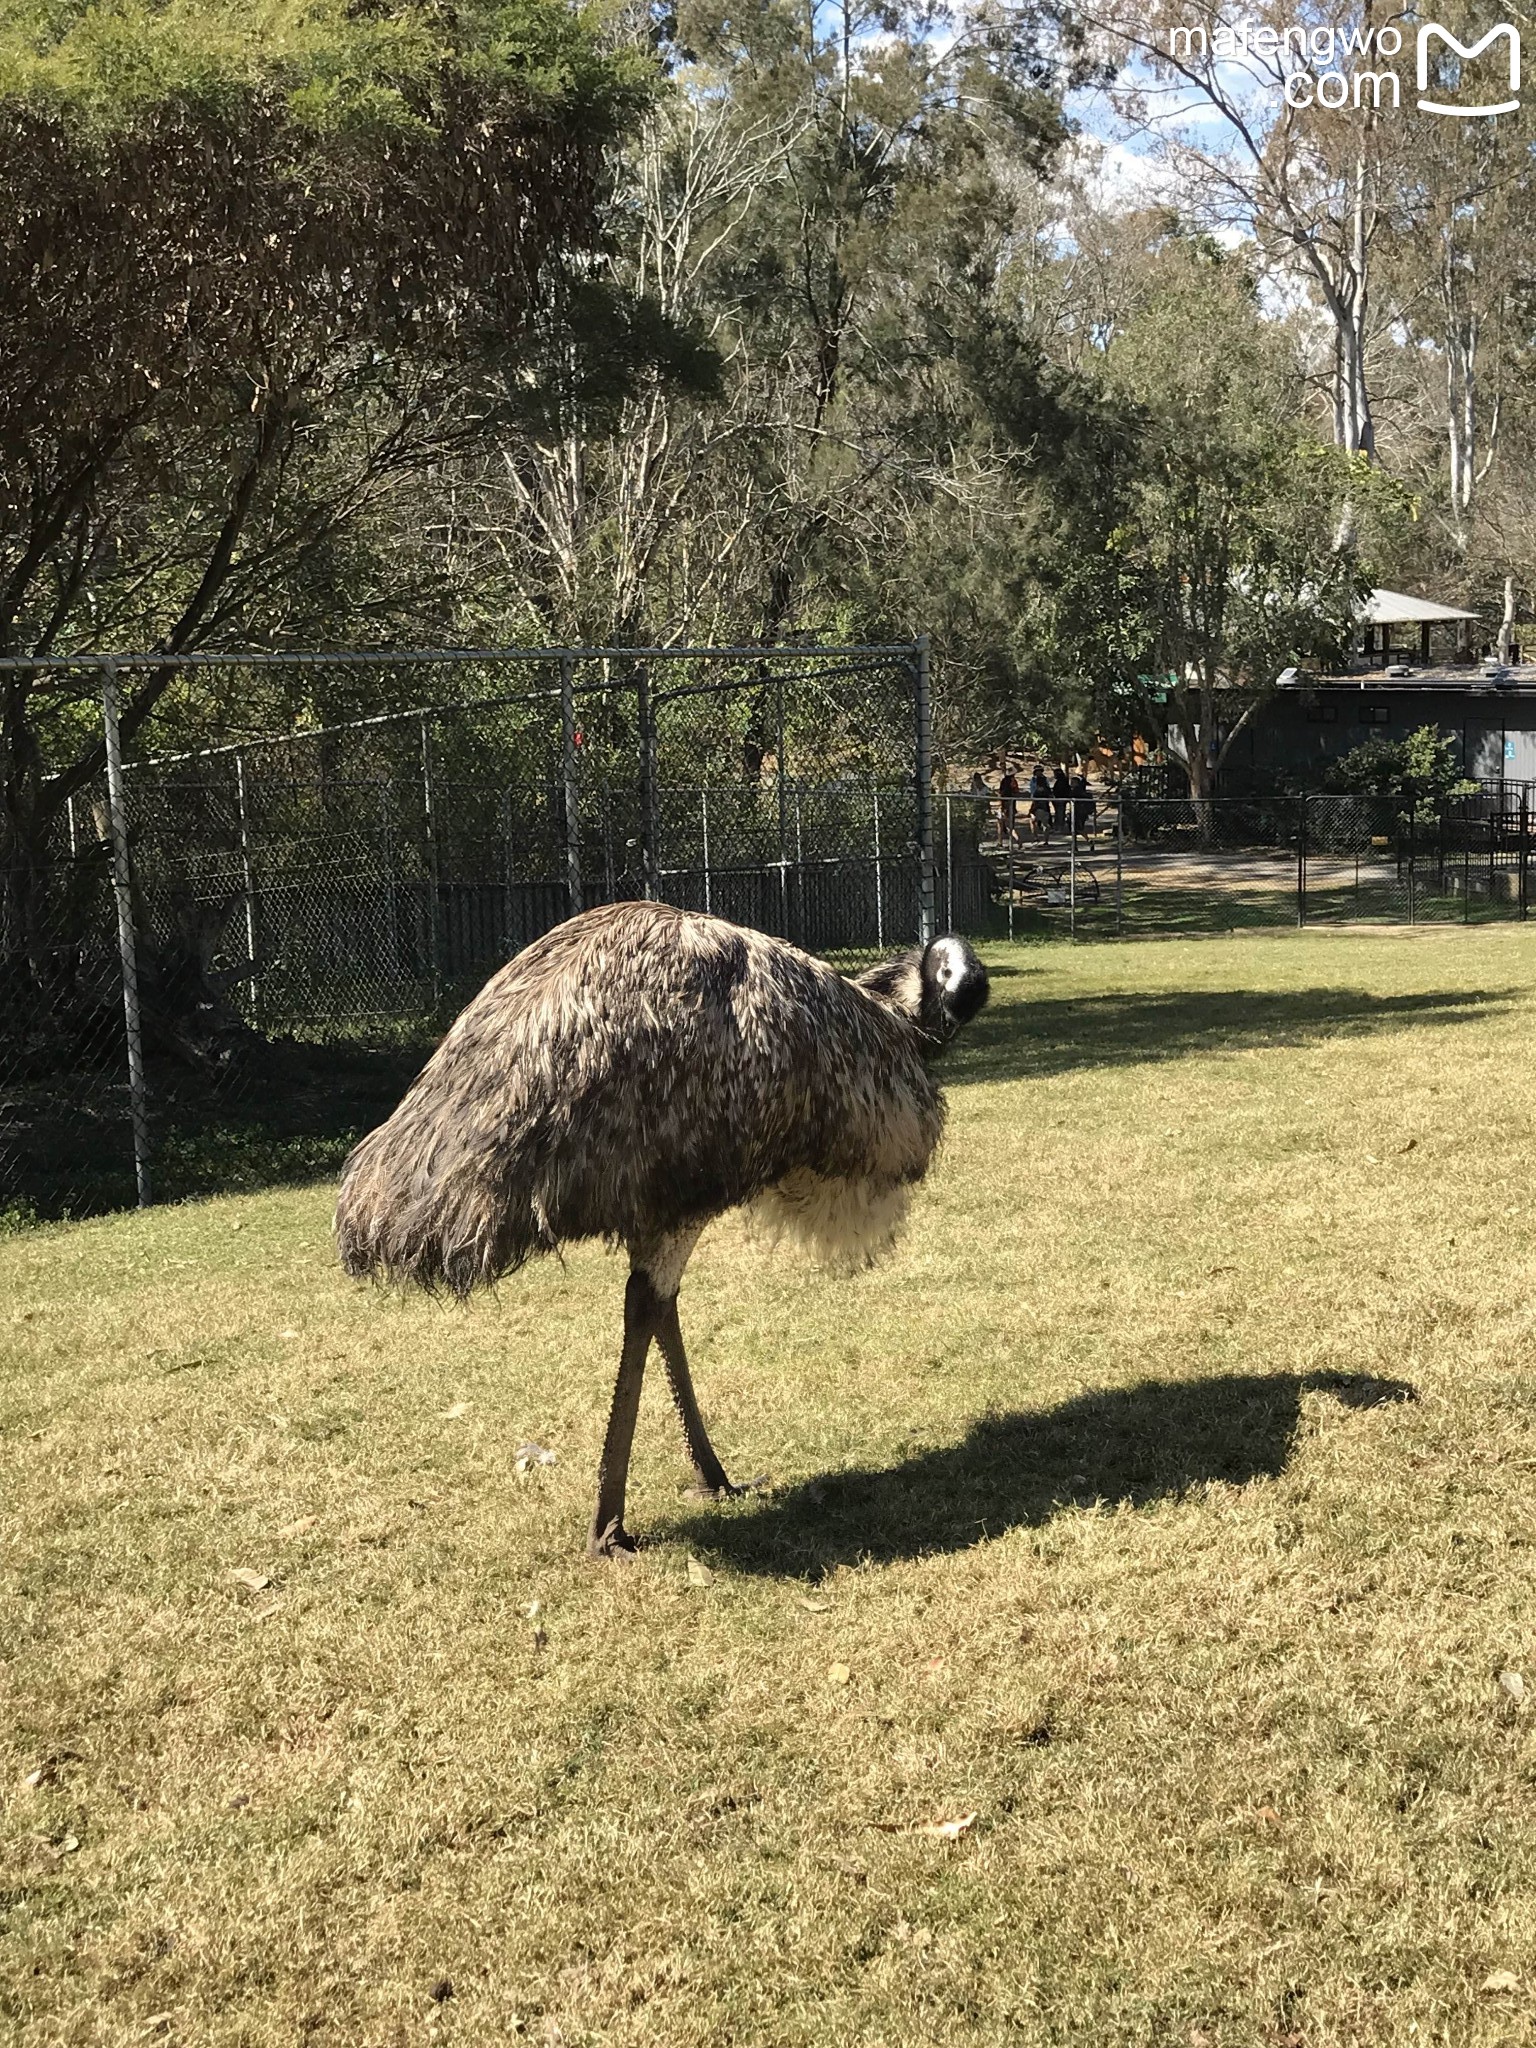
left=1222, top=689, right=1536, bottom=792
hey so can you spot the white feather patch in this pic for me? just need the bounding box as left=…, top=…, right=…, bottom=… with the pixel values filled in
left=750, top=1169, right=912, bottom=1272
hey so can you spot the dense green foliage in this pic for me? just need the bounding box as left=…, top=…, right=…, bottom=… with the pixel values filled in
left=0, top=0, right=694, bottom=857
left=1323, top=725, right=1481, bottom=809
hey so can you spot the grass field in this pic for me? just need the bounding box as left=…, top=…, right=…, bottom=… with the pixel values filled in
left=6, top=928, right=1536, bottom=2047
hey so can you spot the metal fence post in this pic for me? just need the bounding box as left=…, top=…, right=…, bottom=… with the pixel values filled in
left=1115, top=792, right=1123, bottom=937
left=560, top=653, right=582, bottom=917
left=1069, top=807, right=1077, bottom=938
left=235, top=750, right=261, bottom=1027
left=943, top=790, right=952, bottom=933
left=1465, top=799, right=1472, bottom=923
left=913, top=636, right=935, bottom=945
left=637, top=660, right=657, bottom=901
left=101, top=663, right=152, bottom=1208
left=1522, top=790, right=1530, bottom=920
left=775, top=666, right=788, bottom=937
left=872, top=782, right=885, bottom=948
left=420, top=714, right=442, bottom=1006
left=1297, top=795, right=1306, bottom=927
left=700, top=786, right=712, bottom=915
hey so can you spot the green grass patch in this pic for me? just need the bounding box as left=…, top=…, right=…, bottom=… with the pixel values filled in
left=5, top=929, right=1536, bottom=2044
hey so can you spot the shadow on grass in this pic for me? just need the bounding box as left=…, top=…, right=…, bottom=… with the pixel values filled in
left=943, top=984, right=1515, bottom=1086
left=1, top=1037, right=431, bottom=1221
left=674, top=1370, right=1416, bottom=1578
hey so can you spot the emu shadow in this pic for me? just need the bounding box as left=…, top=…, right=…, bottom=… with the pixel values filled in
left=946, top=984, right=1513, bottom=1087
left=677, top=1370, right=1415, bottom=1577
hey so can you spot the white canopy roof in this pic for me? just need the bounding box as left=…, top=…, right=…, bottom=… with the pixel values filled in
left=1365, top=587, right=1479, bottom=625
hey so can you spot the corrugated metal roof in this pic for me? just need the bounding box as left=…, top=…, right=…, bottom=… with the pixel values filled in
left=1365, top=587, right=1480, bottom=624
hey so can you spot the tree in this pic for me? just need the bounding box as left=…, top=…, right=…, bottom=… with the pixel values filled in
left=1039, top=241, right=1370, bottom=798
left=1323, top=724, right=1479, bottom=813
left=0, top=0, right=673, bottom=1039
left=1077, top=0, right=1410, bottom=461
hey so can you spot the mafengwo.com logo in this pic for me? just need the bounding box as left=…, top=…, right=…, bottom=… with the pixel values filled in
left=1163, top=19, right=1520, bottom=115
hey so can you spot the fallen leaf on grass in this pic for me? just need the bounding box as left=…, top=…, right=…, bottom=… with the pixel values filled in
left=228, top=1568, right=271, bottom=1594
left=1398, top=1137, right=1418, bottom=1153
left=891, top=1918, right=932, bottom=1948
left=277, top=1515, right=318, bottom=1542
left=1252, top=1805, right=1283, bottom=1825
left=915, top=1812, right=977, bottom=1841
left=827, top=1662, right=851, bottom=1686
left=798, top=1598, right=832, bottom=1613
left=1498, top=1669, right=1525, bottom=1704
left=515, top=1441, right=557, bottom=1472
left=279, top=1329, right=299, bottom=1340
left=21, top=1751, right=82, bottom=1790
left=1481, top=1970, right=1522, bottom=1994
left=686, top=1558, right=714, bottom=1587
left=440, top=1402, right=469, bottom=1421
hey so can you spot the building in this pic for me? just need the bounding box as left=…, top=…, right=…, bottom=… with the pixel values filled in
left=1224, top=588, right=1536, bottom=789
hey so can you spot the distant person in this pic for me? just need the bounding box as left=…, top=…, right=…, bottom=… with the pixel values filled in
left=1070, top=769, right=1095, bottom=839
left=1028, top=764, right=1052, bottom=842
left=1052, top=764, right=1071, bottom=833
left=968, top=769, right=988, bottom=796
left=996, top=767, right=1019, bottom=843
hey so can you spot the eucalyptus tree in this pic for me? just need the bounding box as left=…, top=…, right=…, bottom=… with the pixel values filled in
left=1034, top=240, right=1372, bottom=798
left=0, top=0, right=673, bottom=1026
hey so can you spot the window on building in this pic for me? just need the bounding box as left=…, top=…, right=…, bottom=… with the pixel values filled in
left=1304, top=703, right=1339, bottom=724
left=1360, top=702, right=1391, bottom=724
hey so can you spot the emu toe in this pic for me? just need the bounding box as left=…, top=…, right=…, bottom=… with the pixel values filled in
left=683, top=1472, right=769, bottom=1502
left=588, top=1518, right=638, bottom=1562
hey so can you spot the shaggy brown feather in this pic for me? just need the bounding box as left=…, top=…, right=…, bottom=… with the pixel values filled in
left=334, top=902, right=974, bottom=1298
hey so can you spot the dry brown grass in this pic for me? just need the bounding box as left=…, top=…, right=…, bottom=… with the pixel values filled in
left=5, top=927, right=1536, bottom=2046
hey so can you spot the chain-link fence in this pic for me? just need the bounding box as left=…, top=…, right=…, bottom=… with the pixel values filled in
left=939, top=785, right=1536, bottom=939
left=2, top=644, right=930, bottom=1221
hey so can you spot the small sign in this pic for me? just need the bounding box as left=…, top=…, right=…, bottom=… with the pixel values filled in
left=1506, top=740, right=1517, bottom=761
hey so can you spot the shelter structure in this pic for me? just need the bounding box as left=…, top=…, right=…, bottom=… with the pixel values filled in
left=1222, top=588, right=1536, bottom=788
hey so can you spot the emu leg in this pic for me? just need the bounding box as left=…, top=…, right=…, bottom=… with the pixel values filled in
left=588, top=1271, right=661, bottom=1559
left=655, top=1298, right=739, bottom=1500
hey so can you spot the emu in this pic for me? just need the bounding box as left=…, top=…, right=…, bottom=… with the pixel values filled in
left=334, top=901, right=988, bottom=1558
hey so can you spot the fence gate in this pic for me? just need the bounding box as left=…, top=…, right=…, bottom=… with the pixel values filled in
left=1300, top=796, right=1414, bottom=924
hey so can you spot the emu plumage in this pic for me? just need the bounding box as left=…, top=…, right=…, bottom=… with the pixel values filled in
left=335, top=901, right=987, bottom=1555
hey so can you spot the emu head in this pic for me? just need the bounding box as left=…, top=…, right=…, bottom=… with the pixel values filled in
left=854, top=934, right=989, bottom=1053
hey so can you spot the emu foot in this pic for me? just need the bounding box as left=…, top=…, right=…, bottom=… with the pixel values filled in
left=588, top=1518, right=638, bottom=1562
left=683, top=1473, right=769, bottom=1503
